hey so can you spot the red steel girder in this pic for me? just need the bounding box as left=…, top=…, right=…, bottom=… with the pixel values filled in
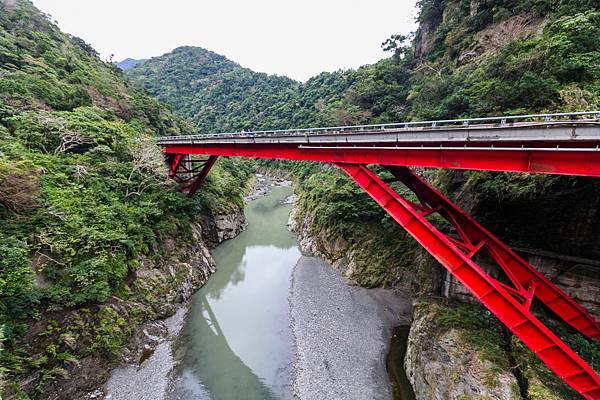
left=168, top=155, right=218, bottom=196
left=384, top=165, right=600, bottom=341
left=168, top=153, right=184, bottom=177
left=185, top=155, right=218, bottom=196
left=336, top=163, right=600, bottom=399
left=161, top=144, right=600, bottom=177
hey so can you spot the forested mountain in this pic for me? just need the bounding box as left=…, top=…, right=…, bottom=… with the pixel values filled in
left=127, top=47, right=302, bottom=132
left=127, top=46, right=394, bottom=132
left=129, top=0, right=598, bottom=132
left=0, top=1, right=251, bottom=397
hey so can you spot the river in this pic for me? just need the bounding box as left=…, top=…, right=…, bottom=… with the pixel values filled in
left=104, top=181, right=414, bottom=400
left=168, top=185, right=299, bottom=399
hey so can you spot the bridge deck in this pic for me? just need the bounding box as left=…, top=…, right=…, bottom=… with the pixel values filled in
left=159, top=114, right=600, bottom=177
left=158, top=121, right=600, bottom=148
left=158, top=111, right=600, bottom=149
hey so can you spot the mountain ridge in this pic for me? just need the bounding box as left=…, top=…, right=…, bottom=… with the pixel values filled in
left=127, top=46, right=303, bottom=132
left=116, top=57, right=147, bottom=70
left=128, top=0, right=599, bottom=135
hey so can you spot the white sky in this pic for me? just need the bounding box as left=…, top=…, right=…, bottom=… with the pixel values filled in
left=31, top=0, right=418, bottom=82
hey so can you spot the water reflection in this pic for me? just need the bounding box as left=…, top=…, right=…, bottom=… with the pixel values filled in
left=169, top=186, right=300, bottom=400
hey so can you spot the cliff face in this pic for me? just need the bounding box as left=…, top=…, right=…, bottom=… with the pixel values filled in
left=439, top=171, right=600, bottom=320
left=16, top=210, right=246, bottom=399
left=443, top=172, right=600, bottom=260
left=288, top=199, right=443, bottom=297
left=405, top=297, right=597, bottom=400
left=199, top=208, right=247, bottom=248
left=444, top=252, right=600, bottom=321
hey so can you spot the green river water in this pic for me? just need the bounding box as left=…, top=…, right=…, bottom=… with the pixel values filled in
left=168, top=186, right=300, bottom=400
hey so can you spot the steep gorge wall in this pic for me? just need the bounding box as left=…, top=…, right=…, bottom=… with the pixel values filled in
left=444, top=251, right=600, bottom=321
left=440, top=171, right=600, bottom=320
left=13, top=208, right=246, bottom=400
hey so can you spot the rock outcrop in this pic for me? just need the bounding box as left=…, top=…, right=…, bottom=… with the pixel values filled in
left=200, top=208, right=247, bottom=248
left=405, top=302, right=522, bottom=400
left=288, top=204, right=356, bottom=279
left=289, top=200, right=443, bottom=295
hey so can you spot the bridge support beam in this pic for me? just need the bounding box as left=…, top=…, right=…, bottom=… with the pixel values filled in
left=336, top=163, right=600, bottom=399
left=168, top=154, right=218, bottom=196
left=161, top=144, right=600, bottom=178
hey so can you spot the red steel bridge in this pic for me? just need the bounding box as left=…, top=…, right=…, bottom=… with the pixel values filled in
left=158, top=111, right=600, bottom=399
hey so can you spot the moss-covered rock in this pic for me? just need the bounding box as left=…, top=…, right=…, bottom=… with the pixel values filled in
left=405, top=301, right=522, bottom=400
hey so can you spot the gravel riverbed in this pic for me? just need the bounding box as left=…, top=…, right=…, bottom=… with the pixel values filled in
left=100, top=307, right=188, bottom=400
left=290, top=256, right=412, bottom=400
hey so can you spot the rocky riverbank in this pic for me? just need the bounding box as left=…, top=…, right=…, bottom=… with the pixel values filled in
left=245, top=172, right=293, bottom=201
left=287, top=195, right=516, bottom=399
left=288, top=195, right=419, bottom=399
left=78, top=211, right=246, bottom=400
left=17, top=216, right=228, bottom=400
left=101, top=307, right=188, bottom=400
left=19, top=204, right=247, bottom=400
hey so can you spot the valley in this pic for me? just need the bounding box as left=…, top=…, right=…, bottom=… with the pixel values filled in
left=0, top=0, right=599, bottom=399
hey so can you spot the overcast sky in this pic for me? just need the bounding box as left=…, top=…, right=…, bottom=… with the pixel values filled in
left=31, top=0, right=418, bottom=81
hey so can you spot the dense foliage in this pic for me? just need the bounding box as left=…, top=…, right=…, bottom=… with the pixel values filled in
left=0, top=0, right=251, bottom=396
left=127, top=47, right=300, bottom=132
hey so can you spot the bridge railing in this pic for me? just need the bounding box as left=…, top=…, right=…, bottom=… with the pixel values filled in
left=157, top=111, right=600, bottom=143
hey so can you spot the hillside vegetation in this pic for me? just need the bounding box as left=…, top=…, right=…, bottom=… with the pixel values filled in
left=127, top=47, right=300, bottom=132
left=0, top=0, right=252, bottom=397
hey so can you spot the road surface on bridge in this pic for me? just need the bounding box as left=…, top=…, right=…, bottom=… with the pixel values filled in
left=158, top=112, right=600, bottom=178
